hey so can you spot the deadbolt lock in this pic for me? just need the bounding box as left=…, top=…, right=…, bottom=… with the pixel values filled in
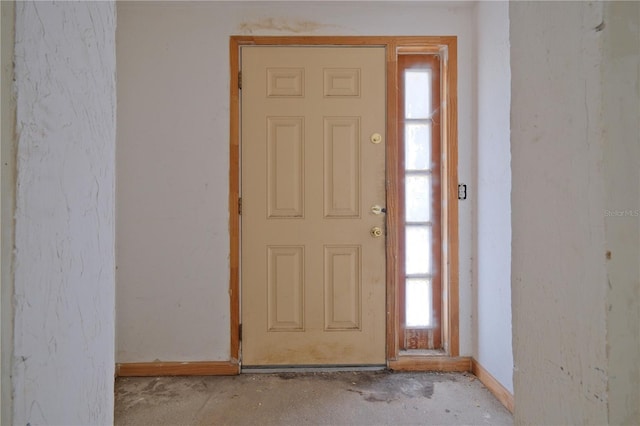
left=370, top=226, right=383, bottom=238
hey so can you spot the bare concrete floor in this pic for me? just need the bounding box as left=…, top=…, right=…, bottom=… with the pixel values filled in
left=115, top=371, right=513, bottom=426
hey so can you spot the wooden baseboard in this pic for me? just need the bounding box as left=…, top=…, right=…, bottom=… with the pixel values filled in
left=388, top=356, right=472, bottom=372
left=471, top=359, right=514, bottom=413
left=116, top=361, right=239, bottom=377
left=115, top=358, right=513, bottom=413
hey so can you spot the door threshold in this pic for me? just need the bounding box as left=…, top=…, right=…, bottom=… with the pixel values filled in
left=399, top=349, right=447, bottom=357
left=388, top=355, right=472, bottom=372
left=241, top=364, right=387, bottom=374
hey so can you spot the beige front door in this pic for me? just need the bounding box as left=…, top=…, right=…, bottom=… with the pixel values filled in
left=241, top=46, right=386, bottom=366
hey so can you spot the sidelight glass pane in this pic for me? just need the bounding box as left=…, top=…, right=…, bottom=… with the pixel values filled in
left=405, top=123, right=431, bottom=170
left=405, top=175, right=431, bottom=222
left=405, top=226, right=432, bottom=275
left=406, top=279, right=432, bottom=327
left=404, top=69, right=431, bottom=119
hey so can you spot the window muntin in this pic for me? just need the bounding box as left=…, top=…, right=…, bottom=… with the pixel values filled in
left=399, top=55, right=442, bottom=349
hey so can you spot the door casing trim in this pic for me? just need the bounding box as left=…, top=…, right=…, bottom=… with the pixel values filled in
left=229, top=36, right=459, bottom=365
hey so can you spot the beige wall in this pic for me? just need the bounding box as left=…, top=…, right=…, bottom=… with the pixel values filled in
left=603, top=2, right=640, bottom=423
left=116, top=1, right=476, bottom=362
left=0, top=2, right=15, bottom=424
left=511, top=1, right=640, bottom=423
left=510, top=1, right=608, bottom=423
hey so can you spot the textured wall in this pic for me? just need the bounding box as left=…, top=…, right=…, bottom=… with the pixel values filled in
left=602, top=2, right=640, bottom=424
left=12, top=2, right=116, bottom=424
left=116, top=1, right=475, bottom=362
left=510, top=2, right=609, bottom=424
left=1, top=2, right=16, bottom=424
left=473, top=0, right=513, bottom=394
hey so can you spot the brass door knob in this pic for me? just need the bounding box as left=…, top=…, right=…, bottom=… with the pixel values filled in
left=370, top=226, right=383, bottom=238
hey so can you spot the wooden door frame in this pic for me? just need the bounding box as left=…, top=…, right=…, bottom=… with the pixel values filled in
left=229, top=36, right=460, bottom=369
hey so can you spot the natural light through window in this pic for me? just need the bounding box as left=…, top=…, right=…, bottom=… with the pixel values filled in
left=404, top=68, right=433, bottom=328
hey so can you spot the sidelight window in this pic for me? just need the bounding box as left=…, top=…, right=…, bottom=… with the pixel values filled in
left=398, top=54, right=442, bottom=350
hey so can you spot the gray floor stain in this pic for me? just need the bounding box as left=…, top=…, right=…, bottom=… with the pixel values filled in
left=115, top=371, right=513, bottom=426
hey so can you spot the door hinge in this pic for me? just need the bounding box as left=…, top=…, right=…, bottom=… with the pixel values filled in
left=238, top=71, right=242, bottom=90
left=239, top=324, right=242, bottom=341
left=238, top=197, right=242, bottom=215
